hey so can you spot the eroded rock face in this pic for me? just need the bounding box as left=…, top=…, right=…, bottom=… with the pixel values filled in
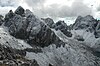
left=42, top=18, right=72, bottom=37
left=4, top=8, right=60, bottom=47
left=74, top=35, right=84, bottom=41
left=52, top=20, right=72, bottom=37
left=4, top=10, right=15, bottom=22
left=72, top=15, right=98, bottom=32
left=0, top=28, right=40, bottom=65
left=41, top=18, right=54, bottom=28
left=15, top=6, right=25, bottom=16
left=94, top=21, right=100, bottom=38
left=0, top=15, right=4, bottom=25
left=31, top=59, right=39, bottom=66
left=0, top=44, right=31, bottom=66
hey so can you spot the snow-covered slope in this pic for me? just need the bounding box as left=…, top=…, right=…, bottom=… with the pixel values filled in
left=25, top=16, right=100, bottom=65
left=26, top=29, right=100, bottom=66
left=71, top=29, right=100, bottom=52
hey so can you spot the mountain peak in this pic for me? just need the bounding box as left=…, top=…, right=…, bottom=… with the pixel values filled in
left=25, top=9, right=34, bottom=17
left=76, top=16, right=83, bottom=20
left=83, top=15, right=94, bottom=21
left=72, top=15, right=97, bottom=30
left=41, top=18, right=54, bottom=28
left=15, top=6, right=25, bottom=16
left=85, top=15, right=93, bottom=18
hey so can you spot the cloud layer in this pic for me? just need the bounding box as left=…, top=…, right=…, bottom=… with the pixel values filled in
left=24, top=0, right=92, bottom=19
left=0, top=0, right=99, bottom=21
left=97, top=5, right=100, bottom=11
left=0, top=0, right=20, bottom=15
left=0, top=0, right=19, bottom=7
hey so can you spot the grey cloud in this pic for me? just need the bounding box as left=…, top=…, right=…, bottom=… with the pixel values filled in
left=0, top=7, right=16, bottom=16
left=24, top=0, right=45, bottom=7
left=0, top=0, right=19, bottom=7
left=69, top=0, right=92, bottom=17
left=97, top=5, right=100, bottom=11
left=24, top=0, right=92, bottom=19
left=0, top=0, right=92, bottom=19
left=0, top=0, right=20, bottom=15
left=26, top=0, right=91, bottom=18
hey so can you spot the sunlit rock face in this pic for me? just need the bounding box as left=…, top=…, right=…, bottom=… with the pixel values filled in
left=0, top=6, right=100, bottom=66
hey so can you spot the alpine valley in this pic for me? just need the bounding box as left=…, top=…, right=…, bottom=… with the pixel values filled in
left=0, top=6, right=100, bottom=66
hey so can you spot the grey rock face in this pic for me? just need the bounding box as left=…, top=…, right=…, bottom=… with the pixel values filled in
left=0, top=45, right=39, bottom=66
left=41, top=18, right=54, bottom=28
left=72, top=15, right=100, bottom=38
left=31, top=59, right=39, bottom=66
left=26, top=17, right=59, bottom=47
left=15, top=6, right=25, bottom=16
left=52, top=20, right=72, bottom=37
left=0, top=15, right=4, bottom=25
left=0, top=44, right=31, bottom=66
left=0, top=27, right=40, bottom=65
left=72, top=15, right=97, bottom=32
left=5, top=10, right=15, bottom=22
left=42, top=18, right=72, bottom=37
left=74, top=35, right=84, bottom=41
left=94, top=21, right=100, bottom=38
left=5, top=13, right=26, bottom=39
left=4, top=7, right=60, bottom=47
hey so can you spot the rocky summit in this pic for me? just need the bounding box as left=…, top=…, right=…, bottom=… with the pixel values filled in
left=0, top=6, right=100, bottom=66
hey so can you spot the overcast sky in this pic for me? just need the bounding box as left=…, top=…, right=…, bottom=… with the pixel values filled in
left=0, top=0, right=100, bottom=25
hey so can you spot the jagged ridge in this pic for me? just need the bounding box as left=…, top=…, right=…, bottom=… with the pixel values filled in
left=0, top=6, right=99, bottom=66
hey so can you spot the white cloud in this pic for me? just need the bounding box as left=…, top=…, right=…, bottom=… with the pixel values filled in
left=0, top=7, right=15, bottom=15
left=24, top=0, right=92, bottom=18
left=0, top=0, right=21, bottom=15
left=0, top=0, right=19, bottom=7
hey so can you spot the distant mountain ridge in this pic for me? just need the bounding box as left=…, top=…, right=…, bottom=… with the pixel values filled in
left=0, top=6, right=100, bottom=66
